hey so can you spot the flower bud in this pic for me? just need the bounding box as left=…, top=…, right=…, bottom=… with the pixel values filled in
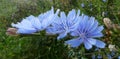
left=103, top=18, right=113, bottom=29
left=6, top=28, right=19, bottom=36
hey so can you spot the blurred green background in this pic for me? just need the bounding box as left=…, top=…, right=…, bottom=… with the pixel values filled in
left=0, top=0, right=120, bottom=59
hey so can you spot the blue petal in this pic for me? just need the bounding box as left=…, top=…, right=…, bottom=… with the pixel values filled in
left=60, top=12, right=67, bottom=27
left=79, top=16, right=85, bottom=30
left=46, top=27, right=57, bottom=34
left=78, top=15, right=89, bottom=32
left=67, top=9, right=76, bottom=21
left=32, top=18, right=42, bottom=30
left=46, top=27, right=64, bottom=34
left=67, top=10, right=80, bottom=27
left=41, top=9, right=60, bottom=29
left=93, top=32, right=103, bottom=37
left=88, top=33, right=103, bottom=38
left=11, top=23, right=21, bottom=28
left=73, top=10, right=80, bottom=23
left=12, top=19, right=33, bottom=29
left=60, top=12, right=66, bottom=20
left=17, top=28, right=36, bottom=34
left=69, top=16, right=81, bottom=31
left=87, top=26, right=104, bottom=37
left=94, top=26, right=104, bottom=32
left=57, top=32, right=67, bottom=40
left=41, top=14, right=54, bottom=29
left=70, top=31, right=79, bottom=36
left=52, top=16, right=61, bottom=24
left=84, top=17, right=92, bottom=32
left=55, top=9, right=60, bottom=15
left=88, top=20, right=98, bottom=33
left=95, top=40, right=106, bottom=48
left=67, top=10, right=79, bottom=27
left=87, top=17, right=95, bottom=31
left=84, top=39, right=92, bottom=49
left=28, top=17, right=42, bottom=30
left=26, top=15, right=35, bottom=21
left=38, top=7, right=60, bottom=30
left=88, top=26, right=104, bottom=34
left=87, top=38, right=96, bottom=45
left=81, top=15, right=89, bottom=32
left=65, top=38, right=83, bottom=47
left=38, top=13, right=45, bottom=22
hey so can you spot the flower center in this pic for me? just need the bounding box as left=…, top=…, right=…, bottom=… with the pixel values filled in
left=79, top=33, right=86, bottom=39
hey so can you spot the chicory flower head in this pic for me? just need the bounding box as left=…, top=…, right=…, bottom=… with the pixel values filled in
left=46, top=9, right=80, bottom=39
left=12, top=7, right=60, bottom=34
left=11, top=16, right=38, bottom=34
left=65, top=15, right=106, bottom=49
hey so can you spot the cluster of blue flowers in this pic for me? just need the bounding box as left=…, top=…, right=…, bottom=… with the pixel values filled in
left=11, top=7, right=105, bottom=50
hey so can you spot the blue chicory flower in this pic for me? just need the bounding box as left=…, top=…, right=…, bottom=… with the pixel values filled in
left=46, top=9, right=80, bottom=39
left=11, top=16, right=38, bottom=34
left=12, top=7, right=60, bottom=34
left=65, top=15, right=106, bottom=49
